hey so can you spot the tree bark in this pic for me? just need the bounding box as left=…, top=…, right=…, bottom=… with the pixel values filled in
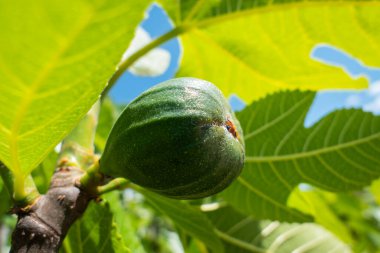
left=10, top=163, right=93, bottom=253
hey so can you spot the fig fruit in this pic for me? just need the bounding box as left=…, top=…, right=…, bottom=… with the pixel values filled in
left=100, top=78, right=245, bottom=199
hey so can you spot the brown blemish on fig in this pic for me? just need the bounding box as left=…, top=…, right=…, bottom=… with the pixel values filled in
left=225, top=119, right=238, bottom=138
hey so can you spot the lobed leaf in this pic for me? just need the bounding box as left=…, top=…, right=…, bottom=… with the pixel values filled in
left=223, top=90, right=380, bottom=222
left=158, top=0, right=378, bottom=102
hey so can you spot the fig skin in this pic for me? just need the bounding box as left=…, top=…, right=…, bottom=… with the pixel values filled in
left=100, top=78, right=245, bottom=199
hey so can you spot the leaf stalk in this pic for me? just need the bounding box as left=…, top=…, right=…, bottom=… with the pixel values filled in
left=101, top=24, right=192, bottom=98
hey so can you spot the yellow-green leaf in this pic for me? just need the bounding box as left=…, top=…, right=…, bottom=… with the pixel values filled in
left=160, top=0, right=378, bottom=102
left=0, top=0, right=149, bottom=175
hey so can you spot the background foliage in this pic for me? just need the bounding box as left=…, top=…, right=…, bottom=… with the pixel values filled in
left=1, top=0, right=380, bottom=252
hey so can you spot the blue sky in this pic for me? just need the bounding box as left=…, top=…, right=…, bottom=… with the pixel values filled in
left=306, top=46, right=380, bottom=126
left=110, top=4, right=380, bottom=127
left=110, top=5, right=180, bottom=104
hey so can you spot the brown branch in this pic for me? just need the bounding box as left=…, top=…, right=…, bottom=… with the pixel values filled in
left=10, top=161, right=94, bottom=253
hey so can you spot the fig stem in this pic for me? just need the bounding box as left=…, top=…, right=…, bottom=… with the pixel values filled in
left=96, top=178, right=129, bottom=195
left=0, top=161, right=40, bottom=208
left=78, top=160, right=102, bottom=195
left=14, top=174, right=40, bottom=208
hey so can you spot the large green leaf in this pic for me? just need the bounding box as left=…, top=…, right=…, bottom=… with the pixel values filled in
left=206, top=205, right=351, bottom=253
left=157, top=0, right=378, bottom=102
left=0, top=0, right=149, bottom=175
left=62, top=201, right=130, bottom=253
left=138, top=188, right=224, bottom=253
left=222, top=90, right=380, bottom=222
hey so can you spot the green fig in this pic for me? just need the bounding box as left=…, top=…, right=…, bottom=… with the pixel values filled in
left=100, top=78, right=245, bottom=199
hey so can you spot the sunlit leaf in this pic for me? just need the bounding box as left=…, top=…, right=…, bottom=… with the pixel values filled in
left=158, top=0, right=377, bottom=102
left=223, top=90, right=380, bottom=222
left=0, top=0, right=149, bottom=175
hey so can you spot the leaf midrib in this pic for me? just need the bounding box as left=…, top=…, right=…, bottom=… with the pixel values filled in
left=245, top=131, right=380, bottom=162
